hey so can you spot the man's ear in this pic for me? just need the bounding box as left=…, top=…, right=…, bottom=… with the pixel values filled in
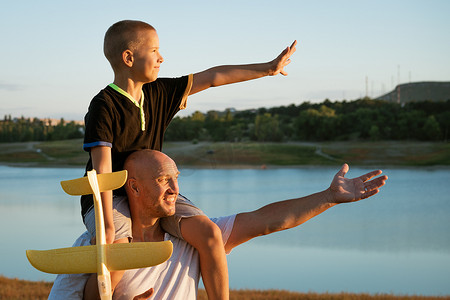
left=122, top=50, right=134, bottom=67
left=127, top=178, right=139, bottom=196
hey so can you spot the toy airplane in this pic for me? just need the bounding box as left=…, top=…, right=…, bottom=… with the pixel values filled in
left=26, top=170, right=173, bottom=300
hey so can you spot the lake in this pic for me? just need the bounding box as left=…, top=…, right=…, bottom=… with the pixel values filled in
left=0, top=165, right=449, bottom=296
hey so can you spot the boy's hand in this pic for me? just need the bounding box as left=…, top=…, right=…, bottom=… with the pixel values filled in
left=190, top=40, right=298, bottom=95
left=268, top=40, right=297, bottom=76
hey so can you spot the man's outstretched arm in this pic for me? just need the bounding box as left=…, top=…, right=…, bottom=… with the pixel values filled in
left=189, top=40, right=297, bottom=95
left=225, top=164, right=388, bottom=252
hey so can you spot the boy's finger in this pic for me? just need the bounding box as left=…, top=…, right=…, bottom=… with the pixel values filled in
left=289, top=40, right=297, bottom=54
left=290, top=40, right=297, bottom=49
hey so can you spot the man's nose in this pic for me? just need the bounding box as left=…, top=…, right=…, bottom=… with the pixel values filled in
left=168, top=179, right=178, bottom=193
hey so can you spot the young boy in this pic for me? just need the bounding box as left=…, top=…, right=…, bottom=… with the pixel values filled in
left=81, top=20, right=296, bottom=299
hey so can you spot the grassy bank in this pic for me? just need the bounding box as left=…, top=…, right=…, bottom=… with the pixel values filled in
left=1, top=276, right=448, bottom=300
left=0, top=139, right=448, bottom=168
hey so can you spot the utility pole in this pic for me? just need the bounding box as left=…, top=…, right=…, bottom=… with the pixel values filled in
left=365, top=76, right=368, bottom=98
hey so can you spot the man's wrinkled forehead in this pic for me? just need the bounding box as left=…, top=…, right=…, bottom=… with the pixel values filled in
left=152, top=159, right=179, bottom=179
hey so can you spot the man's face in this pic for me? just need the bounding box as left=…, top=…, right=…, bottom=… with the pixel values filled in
left=141, top=158, right=179, bottom=218
left=131, top=29, right=163, bottom=83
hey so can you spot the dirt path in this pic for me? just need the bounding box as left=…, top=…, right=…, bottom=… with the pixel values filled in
left=0, top=141, right=39, bottom=154
left=0, top=141, right=56, bottom=160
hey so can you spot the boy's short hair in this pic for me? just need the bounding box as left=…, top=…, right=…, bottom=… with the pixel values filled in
left=104, top=20, right=155, bottom=71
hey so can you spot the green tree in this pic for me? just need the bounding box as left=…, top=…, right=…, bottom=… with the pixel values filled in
left=191, top=111, right=205, bottom=122
left=369, top=125, right=381, bottom=141
left=422, top=115, right=442, bottom=141
left=254, top=113, right=282, bottom=142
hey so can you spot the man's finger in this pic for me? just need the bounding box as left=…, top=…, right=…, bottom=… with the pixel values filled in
left=362, top=188, right=379, bottom=199
left=133, top=288, right=154, bottom=300
left=359, top=170, right=383, bottom=182
left=337, top=163, right=349, bottom=177
left=364, top=175, right=388, bottom=192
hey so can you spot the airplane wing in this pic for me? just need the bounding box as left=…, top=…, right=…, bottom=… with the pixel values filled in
left=26, top=240, right=173, bottom=274
left=60, top=170, right=128, bottom=196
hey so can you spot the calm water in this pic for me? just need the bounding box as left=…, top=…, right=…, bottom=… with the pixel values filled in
left=0, top=165, right=449, bottom=296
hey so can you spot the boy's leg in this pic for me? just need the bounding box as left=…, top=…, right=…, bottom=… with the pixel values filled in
left=161, top=195, right=229, bottom=300
left=181, top=215, right=229, bottom=300
left=82, top=196, right=132, bottom=299
left=83, top=240, right=127, bottom=300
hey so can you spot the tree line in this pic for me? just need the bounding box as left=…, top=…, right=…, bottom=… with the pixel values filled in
left=1, top=98, right=449, bottom=143
left=0, top=116, right=83, bottom=143
left=165, top=98, right=450, bottom=142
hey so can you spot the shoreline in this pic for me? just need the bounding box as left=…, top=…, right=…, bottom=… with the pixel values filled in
left=0, top=140, right=449, bottom=170
left=1, top=160, right=449, bottom=170
left=1, top=276, right=448, bottom=300
left=2, top=163, right=450, bottom=172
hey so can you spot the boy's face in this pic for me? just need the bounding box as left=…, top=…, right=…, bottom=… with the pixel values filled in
left=131, top=29, right=163, bottom=83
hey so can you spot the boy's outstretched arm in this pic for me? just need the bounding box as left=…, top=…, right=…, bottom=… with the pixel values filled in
left=189, top=40, right=297, bottom=95
left=225, top=164, right=388, bottom=252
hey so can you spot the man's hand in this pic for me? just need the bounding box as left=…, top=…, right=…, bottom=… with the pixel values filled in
left=133, top=288, right=154, bottom=300
left=268, top=40, right=297, bottom=76
left=329, top=164, right=388, bottom=204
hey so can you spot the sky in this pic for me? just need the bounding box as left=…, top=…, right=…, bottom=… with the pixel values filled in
left=1, top=0, right=449, bottom=120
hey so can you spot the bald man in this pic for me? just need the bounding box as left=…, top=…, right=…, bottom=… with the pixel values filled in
left=49, top=149, right=387, bottom=299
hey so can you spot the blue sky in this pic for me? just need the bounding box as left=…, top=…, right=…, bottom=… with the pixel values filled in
left=1, top=0, right=449, bottom=120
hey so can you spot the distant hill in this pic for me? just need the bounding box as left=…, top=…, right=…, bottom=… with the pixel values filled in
left=376, top=81, right=450, bottom=104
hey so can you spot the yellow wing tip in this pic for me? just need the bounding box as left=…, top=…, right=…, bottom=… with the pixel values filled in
left=60, top=170, right=128, bottom=196
left=25, top=250, right=48, bottom=273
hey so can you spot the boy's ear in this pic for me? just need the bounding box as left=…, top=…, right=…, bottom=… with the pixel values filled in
left=122, top=50, right=134, bottom=67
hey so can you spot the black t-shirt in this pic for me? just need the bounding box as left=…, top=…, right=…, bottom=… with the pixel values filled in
left=80, top=75, right=192, bottom=217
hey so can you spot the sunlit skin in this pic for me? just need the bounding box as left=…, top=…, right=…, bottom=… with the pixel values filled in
left=127, top=30, right=163, bottom=85
left=124, top=150, right=181, bottom=242
left=146, top=167, right=179, bottom=218
left=131, top=159, right=179, bottom=226
left=328, top=163, right=385, bottom=203
left=114, top=29, right=163, bottom=102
